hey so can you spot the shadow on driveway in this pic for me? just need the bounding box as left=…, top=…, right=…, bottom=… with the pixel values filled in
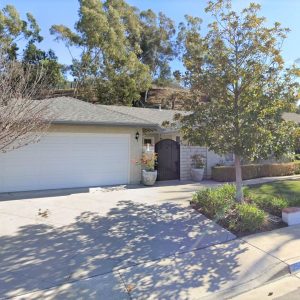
left=0, top=201, right=235, bottom=299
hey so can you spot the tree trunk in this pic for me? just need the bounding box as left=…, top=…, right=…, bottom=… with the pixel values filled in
left=234, top=154, right=244, bottom=202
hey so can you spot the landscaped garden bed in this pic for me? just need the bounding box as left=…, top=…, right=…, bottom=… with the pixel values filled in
left=190, top=182, right=300, bottom=237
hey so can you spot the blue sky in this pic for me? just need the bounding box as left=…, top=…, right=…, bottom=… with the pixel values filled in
left=2, top=0, right=300, bottom=73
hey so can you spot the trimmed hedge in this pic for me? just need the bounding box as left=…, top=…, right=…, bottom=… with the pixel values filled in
left=212, top=162, right=300, bottom=182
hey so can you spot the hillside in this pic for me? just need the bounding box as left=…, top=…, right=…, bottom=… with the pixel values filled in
left=46, top=85, right=205, bottom=110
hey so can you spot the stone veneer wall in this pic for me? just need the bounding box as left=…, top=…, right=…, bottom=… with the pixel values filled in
left=180, top=145, right=208, bottom=180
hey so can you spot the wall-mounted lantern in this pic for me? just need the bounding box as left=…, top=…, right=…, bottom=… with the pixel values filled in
left=135, top=131, right=140, bottom=141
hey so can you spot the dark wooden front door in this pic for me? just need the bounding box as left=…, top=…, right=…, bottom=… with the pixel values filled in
left=155, top=139, right=180, bottom=181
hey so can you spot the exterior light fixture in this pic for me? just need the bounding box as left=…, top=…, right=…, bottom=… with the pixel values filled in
left=135, top=131, right=140, bottom=141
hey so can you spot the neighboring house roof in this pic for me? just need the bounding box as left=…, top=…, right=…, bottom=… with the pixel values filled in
left=282, top=112, right=300, bottom=123
left=44, top=97, right=157, bottom=127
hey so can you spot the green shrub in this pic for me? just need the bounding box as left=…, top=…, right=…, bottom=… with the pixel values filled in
left=287, top=197, right=300, bottom=207
left=229, top=203, right=266, bottom=233
left=259, top=163, right=295, bottom=177
left=211, top=166, right=236, bottom=181
left=242, top=164, right=262, bottom=180
left=212, top=162, right=299, bottom=182
left=252, top=196, right=288, bottom=217
left=211, top=164, right=262, bottom=181
left=192, top=184, right=236, bottom=219
left=243, top=187, right=251, bottom=199
left=294, top=161, right=300, bottom=174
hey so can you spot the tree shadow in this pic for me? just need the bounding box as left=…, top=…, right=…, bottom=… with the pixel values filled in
left=119, top=240, right=249, bottom=299
left=1, top=200, right=240, bottom=299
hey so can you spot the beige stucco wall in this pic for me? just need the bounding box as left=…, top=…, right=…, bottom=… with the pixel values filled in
left=49, top=124, right=143, bottom=184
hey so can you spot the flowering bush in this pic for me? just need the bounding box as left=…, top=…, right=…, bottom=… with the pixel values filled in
left=136, top=152, right=157, bottom=171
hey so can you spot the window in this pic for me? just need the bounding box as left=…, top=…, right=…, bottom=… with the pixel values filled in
left=143, top=137, right=154, bottom=146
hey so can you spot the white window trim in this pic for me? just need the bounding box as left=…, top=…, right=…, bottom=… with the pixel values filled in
left=143, top=136, right=154, bottom=146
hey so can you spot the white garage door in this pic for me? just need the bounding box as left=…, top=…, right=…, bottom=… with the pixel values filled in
left=0, top=133, right=130, bottom=193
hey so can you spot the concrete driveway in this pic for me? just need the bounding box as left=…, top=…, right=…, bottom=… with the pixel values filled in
left=0, top=181, right=236, bottom=299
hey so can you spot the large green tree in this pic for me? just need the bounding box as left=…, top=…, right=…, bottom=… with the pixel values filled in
left=0, top=4, right=64, bottom=88
left=138, top=9, right=176, bottom=82
left=51, top=0, right=178, bottom=105
left=0, top=5, right=42, bottom=58
left=178, top=0, right=299, bottom=201
left=51, top=0, right=152, bottom=105
left=22, top=44, right=65, bottom=88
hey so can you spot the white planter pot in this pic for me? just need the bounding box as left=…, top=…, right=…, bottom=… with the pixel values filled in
left=191, top=168, right=204, bottom=182
left=142, top=170, right=157, bottom=186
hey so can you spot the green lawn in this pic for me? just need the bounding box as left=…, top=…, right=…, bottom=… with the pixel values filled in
left=246, top=180, right=300, bottom=202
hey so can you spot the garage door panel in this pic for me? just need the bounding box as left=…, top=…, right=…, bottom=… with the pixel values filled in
left=0, top=133, right=130, bottom=193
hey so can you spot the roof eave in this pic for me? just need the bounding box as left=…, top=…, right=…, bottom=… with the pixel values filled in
left=51, top=120, right=159, bottom=128
left=158, top=128, right=181, bottom=134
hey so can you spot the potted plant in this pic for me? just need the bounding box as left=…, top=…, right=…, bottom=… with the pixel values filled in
left=138, top=152, right=158, bottom=186
left=191, top=154, right=205, bottom=181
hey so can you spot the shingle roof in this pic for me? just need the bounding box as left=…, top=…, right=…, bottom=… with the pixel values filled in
left=45, top=98, right=298, bottom=131
left=97, top=104, right=186, bottom=129
left=44, top=97, right=157, bottom=127
left=42, top=97, right=186, bottom=131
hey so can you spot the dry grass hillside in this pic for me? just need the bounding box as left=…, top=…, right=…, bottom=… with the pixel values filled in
left=46, top=85, right=206, bottom=110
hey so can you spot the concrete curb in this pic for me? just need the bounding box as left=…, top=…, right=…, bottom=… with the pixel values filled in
left=287, top=258, right=300, bottom=273
left=202, top=261, right=290, bottom=300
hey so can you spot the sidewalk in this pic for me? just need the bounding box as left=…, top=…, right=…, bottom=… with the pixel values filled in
left=243, top=225, right=300, bottom=274
left=118, top=224, right=300, bottom=299
left=228, top=224, right=300, bottom=299
left=231, top=275, right=300, bottom=299
left=13, top=225, right=300, bottom=300
left=242, top=174, right=300, bottom=186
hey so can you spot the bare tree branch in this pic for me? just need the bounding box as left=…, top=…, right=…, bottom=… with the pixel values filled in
left=0, top=51, right=53, bottom=153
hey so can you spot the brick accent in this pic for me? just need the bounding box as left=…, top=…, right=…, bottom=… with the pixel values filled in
left=180, top=145, right=207, bottom=180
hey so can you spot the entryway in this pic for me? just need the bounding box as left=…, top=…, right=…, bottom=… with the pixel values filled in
left=155, top=139, right=180, bottom=181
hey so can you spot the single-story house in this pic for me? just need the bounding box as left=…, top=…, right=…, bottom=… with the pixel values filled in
left=0, top=97, right=231, bottom=193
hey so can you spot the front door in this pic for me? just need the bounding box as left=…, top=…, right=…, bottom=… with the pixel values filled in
left=155, top=139, right=180, bottom=181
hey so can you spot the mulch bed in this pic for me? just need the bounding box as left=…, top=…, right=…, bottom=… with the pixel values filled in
left=234, top=218, right=287, bottom=238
